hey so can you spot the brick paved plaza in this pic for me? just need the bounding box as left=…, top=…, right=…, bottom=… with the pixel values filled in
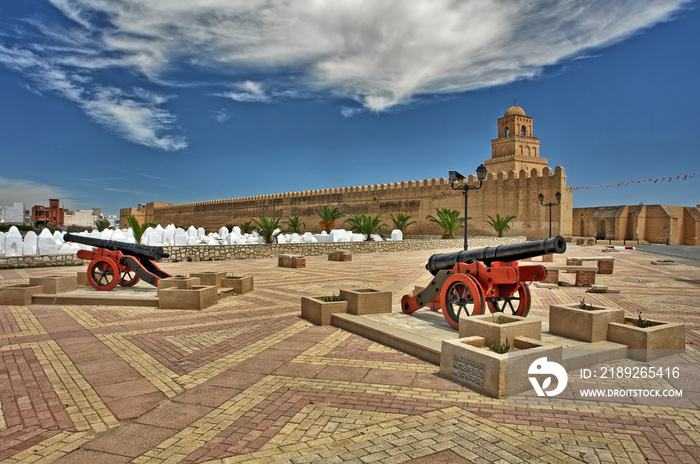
left=1, top=244, right=698, bottom=463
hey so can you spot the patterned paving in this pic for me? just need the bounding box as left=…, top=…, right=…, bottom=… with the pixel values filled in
left=0, top=245, right=698, bottom=463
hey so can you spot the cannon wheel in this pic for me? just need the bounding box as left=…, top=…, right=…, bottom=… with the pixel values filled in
left=88, top=257, right=120, bottom=291
left=440, top=274, right=485, bottom=330
left=487, top=282, right=531, bottom=317
left=119, top=268, right=141, bottom=287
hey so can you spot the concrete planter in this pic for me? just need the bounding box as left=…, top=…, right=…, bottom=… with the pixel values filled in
left=191, top=271, right=227, bottom=287
left=440, top=336, right=562, bottom=398
left=339, top=288, right=392, bottom=315
left=607, top=317, right=685, bottom=361
left=0, top=284, right=44, bottom=305
left=301, top=296, right=348, bottom=326
left=157, top=277, right=201, bottom=290
left=159, top=285, right=218, bottom=310
left=459, top=314, right=541, bottom=344
left=29, top=275, right=77, bottom=294
left=549, top=303, right=624, bottom=342
left=221, top=276, right=254, bottom=294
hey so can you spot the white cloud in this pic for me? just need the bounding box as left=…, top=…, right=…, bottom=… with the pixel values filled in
left=1, top=0, right=692, bottom=134
left=0, top=177, right=74, bottom=209
left=219, top=80, right=269, bottom=103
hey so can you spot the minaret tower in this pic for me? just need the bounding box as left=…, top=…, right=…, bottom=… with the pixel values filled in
left=484, top=100, right=548, bottom=174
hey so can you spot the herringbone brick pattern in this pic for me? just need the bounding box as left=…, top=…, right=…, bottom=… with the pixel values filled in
left=0, top=245, right=698, bottom=463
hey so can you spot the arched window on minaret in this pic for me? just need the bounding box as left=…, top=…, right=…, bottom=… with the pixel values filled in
left=519, top=145, right=523, bottom=156
left=521, top=125, right=527, bottom=136
left=504, top=126, right=509, bottom=137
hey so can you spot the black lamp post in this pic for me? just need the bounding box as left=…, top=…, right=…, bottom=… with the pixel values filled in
left=450, top=164, right=488, bottom=250
left=538, top=191, right=561, bottom=238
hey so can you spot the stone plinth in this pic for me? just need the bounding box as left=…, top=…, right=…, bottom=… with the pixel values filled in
left=607, top=317, right=685, bottom=361
left=542, top=269, right=559, bottom=284
left=575, top=269, right=596, bottom=287
left=221, top=276, right=254, bottom=294
left=339, top=289, right=392, bottom=315
left=191, top=272, right=227, bottom=287
left=76, top=271, right=89, bottom=286
left=29, top=276, right=77, bottom=294
left=542, top=254, right=554, bottom=262
left=597, top=260, right=614, bottom=274
left=440, top=336, right=562, bottom=398
left=0, top=284, right=44, bottom=305
left=278, top=254, right=306, bottom=268
left=158, top=277, right=201, bottom=290
left=159, top=285, right=218, bottom=310
left=459, top=314, right=541, bottom=344
left=301, top=296, right=348, bottom=326
left=328, top=250, right=352, bottom=262
left=549, top=303, right=624, bottom=342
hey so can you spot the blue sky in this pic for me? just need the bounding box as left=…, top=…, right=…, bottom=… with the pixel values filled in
left=0, top=0, right=698, bottom=217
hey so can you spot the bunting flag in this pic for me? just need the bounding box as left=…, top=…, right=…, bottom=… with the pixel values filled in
left=572, top=173, right=696, bottom=190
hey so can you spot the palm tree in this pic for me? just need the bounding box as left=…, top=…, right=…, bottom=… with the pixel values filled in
left=315, top=205, right=344, bottom=233
left=485, top=214, right=516, bottom=237
left=357, top=214, right=386, bottom=240
left=127, top=216, right=156, bottom=244
left=283, top=216, right=306, bottom=234
left=344, top=214, right=364, bottom=233
left=93, top=219, right=111, bottom=232
left=239, top=221, right=255, bottom=234
left=389, top=213, right=416, bottom=235
left=426, top=208, right=464, bottom=239
left=253, top=217, right=281, bottom=243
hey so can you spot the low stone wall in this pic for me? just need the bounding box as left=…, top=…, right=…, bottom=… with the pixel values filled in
left=0, top=236, right=526, bottom=268
left=0, top=254, right=88, bottom=269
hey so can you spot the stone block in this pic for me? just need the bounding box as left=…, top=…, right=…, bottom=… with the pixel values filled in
left=221, top=275, right=254, bottom=294
left=541, top=269, right=559, bottom=285
left=76, top=271, right=89, bottom=286
left=597, top=260, right=614, bottom=274
left=0, top=284, right=44, bottom=305
left=191, top=271, right=227, bottom=287
left=549, top=303, right=624, bottom=342
left=459, top=314, right=541, bottom=344
left=607, top=317, right=685, bottom=361
left=300, top=296, right=348, bottom=326
left=158, top=277, right=201, bottom=290
left=541, top=254, right=554, bottom=262
left=278, top=254, right=306, bottom=268
left=566, top=258, right=582, bottom=266
left=574, top=269, right=596, bottom=287
left=440, top=336, right=562, bottom=398
left=328, top=250, right=352, bottom=262
left=29, top=275, right=77, bottom=294
left=339, top=288, right=392, bottom=315
left=159, top=285, right=218, bottom=310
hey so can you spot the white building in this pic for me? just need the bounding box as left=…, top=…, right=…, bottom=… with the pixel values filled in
left=0, top=202, right=25, bottom=224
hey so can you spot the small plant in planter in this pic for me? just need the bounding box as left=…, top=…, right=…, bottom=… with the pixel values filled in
left=321, top=294, right=342, bottom=302
left=490, top=338, right=511, bottom=354
left=634, top=312, right=653, bottom=328
left=578, top=298, right=597, bottom=310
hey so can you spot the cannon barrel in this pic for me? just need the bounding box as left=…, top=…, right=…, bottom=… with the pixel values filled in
left=63, top=233, right=169, bottom=261
left=426, top=235, right=566, bottom=275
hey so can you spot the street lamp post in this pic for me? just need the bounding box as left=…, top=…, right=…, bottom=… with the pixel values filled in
left=538, top=192, right=561, bottom=238
left=450, top=164, right=488, bottom=250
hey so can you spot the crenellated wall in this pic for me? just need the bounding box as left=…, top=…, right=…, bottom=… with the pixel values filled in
left=121, top=166, right=572, bottom=240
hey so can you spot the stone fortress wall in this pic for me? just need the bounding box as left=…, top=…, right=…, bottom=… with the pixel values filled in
left=120, top=103, right=699, bottom=245
left=122, top=166, right=572, bottom=241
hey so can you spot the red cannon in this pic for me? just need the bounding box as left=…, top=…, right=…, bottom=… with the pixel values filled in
left=401, top=236, right=566, bottom=330
left=64, top=233, right=173, bottom=291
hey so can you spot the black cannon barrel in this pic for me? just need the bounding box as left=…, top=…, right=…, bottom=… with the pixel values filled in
left=63, top=233, right=169, bottom=261
left=426, top=235, right=566, bottom=275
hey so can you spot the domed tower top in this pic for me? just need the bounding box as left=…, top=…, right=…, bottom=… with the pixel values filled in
left=484, top=100, right=548, bottom=175
left=504, top=105, right=526, bottom=117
